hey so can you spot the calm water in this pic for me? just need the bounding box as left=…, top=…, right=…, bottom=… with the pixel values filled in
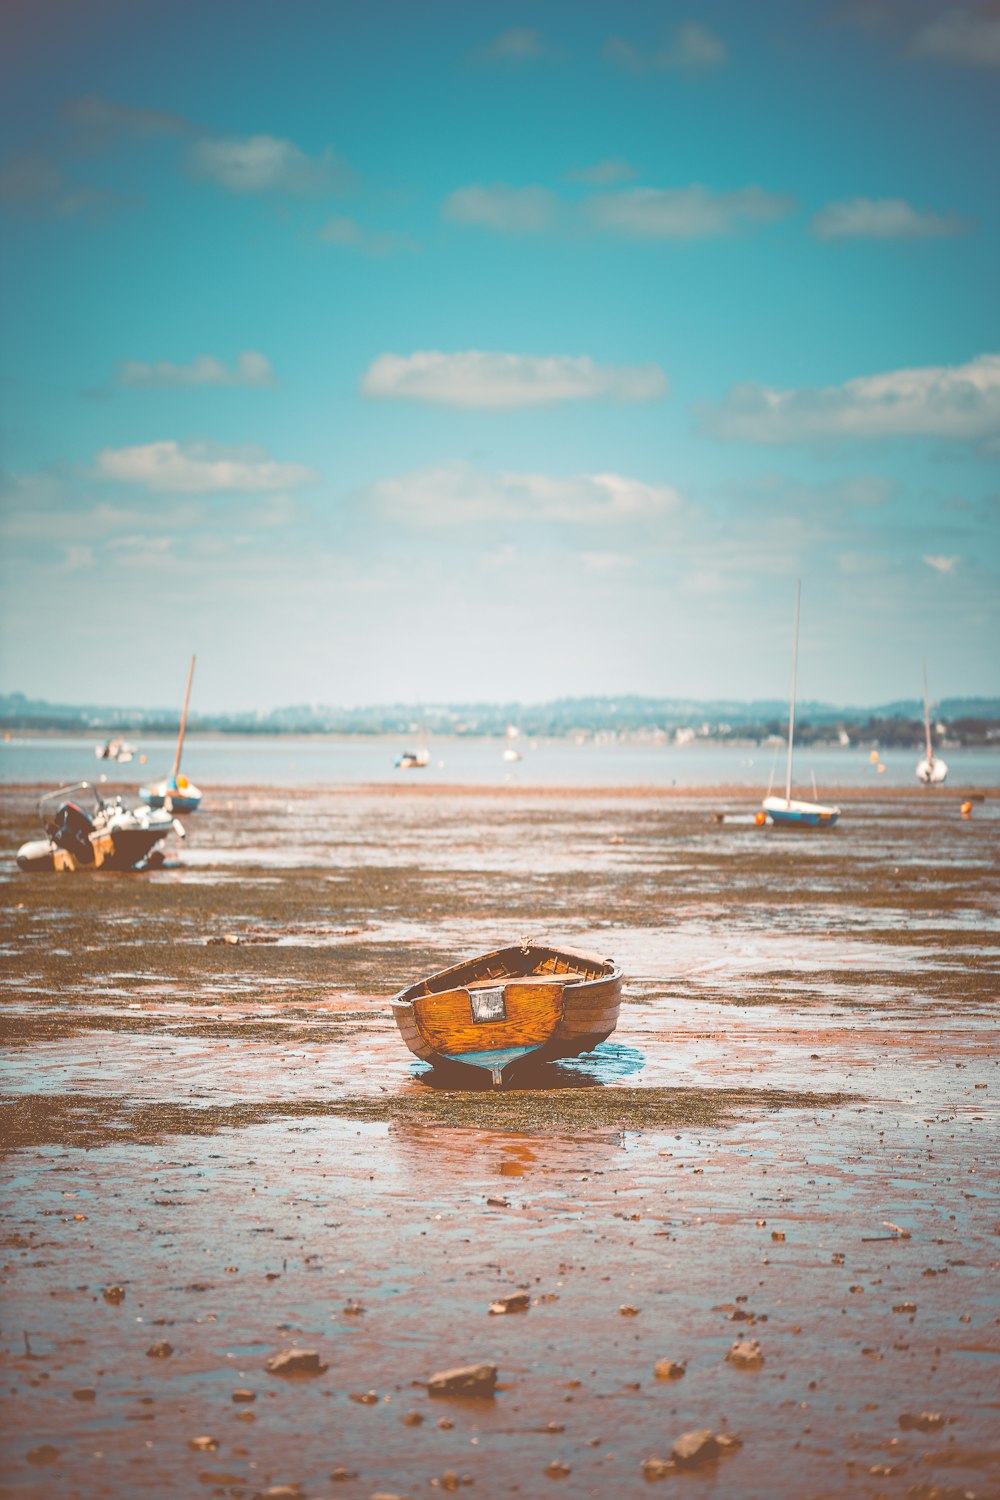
left=2, top=732, right=998, bottom=789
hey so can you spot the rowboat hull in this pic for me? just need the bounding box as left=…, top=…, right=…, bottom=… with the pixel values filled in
left=391, top=942, right=623, bottom=1085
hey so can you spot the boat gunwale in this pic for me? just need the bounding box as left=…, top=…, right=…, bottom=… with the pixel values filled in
left=390, top=942, right=621, bottom=1010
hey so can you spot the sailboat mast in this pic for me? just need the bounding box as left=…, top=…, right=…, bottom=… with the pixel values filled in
left=922, top=660, right=933, bottom=762
left=171, top=655, right=196, bottom=780
left=785, top=582, right=800, bottom=804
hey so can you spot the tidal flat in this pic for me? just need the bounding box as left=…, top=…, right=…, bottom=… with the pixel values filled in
left=0, top=782, right=998, bottom=1499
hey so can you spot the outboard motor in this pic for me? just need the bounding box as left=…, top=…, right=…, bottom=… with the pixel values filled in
left=47, top=801, right=96, bottom=866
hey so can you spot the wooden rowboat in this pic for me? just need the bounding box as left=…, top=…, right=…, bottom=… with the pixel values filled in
left=391, top=940, right=623, bottom=1086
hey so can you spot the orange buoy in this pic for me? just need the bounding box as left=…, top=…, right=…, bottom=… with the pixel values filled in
left=754, top=811, right=767, bottom=827
left=961, top=801, right=972, bottom=817
left=877, top=763, right=886, bottom=774
left=869, top=750, right=879, bottom=764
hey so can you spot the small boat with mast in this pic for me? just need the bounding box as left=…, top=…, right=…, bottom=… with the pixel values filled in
left=916, top=662, right=948, bottom=785
left=140, top=655, right=203, bottom=814
left=762, top=582, right=841, bottom=829
left=391, top=940, right=623, bottom=1086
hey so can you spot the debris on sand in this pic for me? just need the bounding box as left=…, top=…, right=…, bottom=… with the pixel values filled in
left=350, top=1390, right=379, bottom=1405
left=898, top=1411, right=945, bottom=1431
left=265, top=1348, right=328, bottom=1378
left=146, top=1340, right=173, bottom=1358
left=102, top=1285, right=125, bottom=1304
left=619, top=1304, right=640, bottom=1316
left=188, top=1436, right=219, bottom=1452
left=489, top=1293, right=530, bottom=1315
left=545, top=1461, right=571, bottom=1478
left=232, top=1389, right=256, bottom=1403
left=892, top=1302, right=917, bottom=1315
left=726, top=1339, right=764, bottom=1369
left=653, top=1359, right=686, bottom=1380
left=428, top=1363, right=497, bottom=1398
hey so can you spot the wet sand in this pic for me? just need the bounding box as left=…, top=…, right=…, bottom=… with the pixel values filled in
left=1, top=783, right=998, bottom=1499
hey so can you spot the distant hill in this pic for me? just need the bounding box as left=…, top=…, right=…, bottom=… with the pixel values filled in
left=2, top=690, right=999, bottom=745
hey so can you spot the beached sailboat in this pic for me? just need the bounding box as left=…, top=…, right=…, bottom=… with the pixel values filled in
left=17, top=782, right=183, bottom=873
left=916, top=663, right=948, bottom=785
left=391, top=940, right=623, bottom=1086
left=762, top=582, right=841, bottom=829
left=140, top=655, right=203, bottom=813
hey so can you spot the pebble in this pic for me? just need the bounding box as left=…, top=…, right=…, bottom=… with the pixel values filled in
left=489, top=1293, right=530, bottom=1315
left=428, top=1363, right=497, bottom=1398
left=188, top=1436, right=219, bottom=1452
left=330, top=1468, right=357, bottom=1482
left=619, top=1304, right=640, bottom=1316
left=892, top=1302, right=917, bottom=1314
left=232, top=1389, right=256, bottom=1403
left=102, top=1285, right=125, bottom=1304
left=653, top=1359, right=686, bottom=1380
left=266, top=1348, right=328, bottom=1377
left=642, top=1456, right=673, bottom=1480
left=402, top=1410, right=424, bottom=1426
left=726, top=1339, right=764, bottom=1369
left=544, top=1461, right=571, bottom=1479
left=72, top=1388, right=97, bottom=1401
left=672, top=1430, right=721, bottom=1469
left=146, top=1340, right=173, bottom=1358
left=350, top=1390, right=379, bottom=1405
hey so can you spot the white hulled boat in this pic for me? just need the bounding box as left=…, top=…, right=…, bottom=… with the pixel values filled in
left=762, top=581, right=841, bottom=829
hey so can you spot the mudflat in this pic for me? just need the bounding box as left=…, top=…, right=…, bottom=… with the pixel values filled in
left=1, top=783, right=998, bottom=1499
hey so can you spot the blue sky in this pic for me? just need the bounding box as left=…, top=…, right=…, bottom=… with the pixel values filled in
left=1, top=0, right=998, bottom=710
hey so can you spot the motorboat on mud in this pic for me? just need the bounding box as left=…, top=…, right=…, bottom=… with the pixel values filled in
left=16, top=782, right=184, bottom=873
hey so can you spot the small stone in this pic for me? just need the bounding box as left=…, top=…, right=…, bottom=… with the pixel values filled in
left=437, top=1475, right=460, bottom=1492
left=755, top=1219, right=766, bottom=1227
left=849, top=1286, right=864, bottom=1295
left=146, top=1340, right=173, bottom=1358
left=770, top=1231, right=785, bottom=1242
left=329, top=1469, right=357, bottom=1482
left=266, top=1348, right=328, bottom=1378
left=672, top=1430, right=721, bottom=1469
left=642, top=1456, right=674, bottom=1480
left=438, top=1418, right=454, bottom=1430
left=257, top=1488, right=302, bottom=1499
left=654, top=1359, right=686, bottom=1381
left=545, top=1462, right=571, bottom=1479
left=428, top=1363, right=497, bottom=1399
left=72, top=1388, right=97, bottom=1401
left=869, top=1465, right=896, bottom=1477
left=232, top=1389, right=256, bottom=1404
left=188, top=1436, right=219, bottom=1452
left=619, top=1304, right=640, bottom=1316
left=898, top=1411, right=944, bottom=1432
left=102, top=1285, right=125, bottom=1304
left=350, top=1390, right=379, bottom=1405
left=26, top=1446, right=60, bottom=1466
left=726, top=1339, right=763, bottom=1369
left=489, top=1293, right=530, bottom=1315
left=892, top=1302, right=917, bottom=1314
left=402, top=1410, right=424, bottom=1426
left=716, top=1434, right=742, bottom=1453
left=343, top=1301, right=364, bottom=1316
left=486, top=1197, right=510, bottom=1207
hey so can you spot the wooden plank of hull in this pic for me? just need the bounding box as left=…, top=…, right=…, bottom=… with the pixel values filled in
left=391, top=1003, right=437, bottom=1062
left=413, top=983, right=563, bottom=1058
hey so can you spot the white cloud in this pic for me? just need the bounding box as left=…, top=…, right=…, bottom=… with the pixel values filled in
left=0, top=148, right=125, bottom=219
left=366, top=460, right=681, bottom=526
left=811, top=196, right=973, bottom=240
left=443, top=181, right=793, bottom=239
left=604, top=22, right=728, bottom=72
left=476, top=28, right=550, bottom=61
left=585, top=184, right=793, bottom=238
left=118, top=351, right=276, bottom=388
left=189, top=135, right=352, bottom=195
left=359, top=351, right=668, bottom=408
left=61, top=93, right=191, bottom=147
left=95, top=440, right=317, bottom=494
left=442, top=183, right=560, bottom=233
left=319, top=216, right=418, bottom=256
left=566, top=158, right=637, bottom=186
left=923, top=554, right=960, bottom=573
left=909, top=7, right=1000, bottom=66
left=701, top=354, right=1000, bottom=445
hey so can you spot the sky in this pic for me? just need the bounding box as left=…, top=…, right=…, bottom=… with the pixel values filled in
left=1, top=0, right=998, bottom=712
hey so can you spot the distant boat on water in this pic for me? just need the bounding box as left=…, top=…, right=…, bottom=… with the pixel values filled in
left=96, top=738, right=136, bottom=764
left=502, top=723, right=522, bottom=762
left=916, top=662, right=948, bottom=785
left=762, top=582, right=841, bottom=829
left=140, top=655, right=203, bottom=813
left=395, top=717, right=430, bottom=769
